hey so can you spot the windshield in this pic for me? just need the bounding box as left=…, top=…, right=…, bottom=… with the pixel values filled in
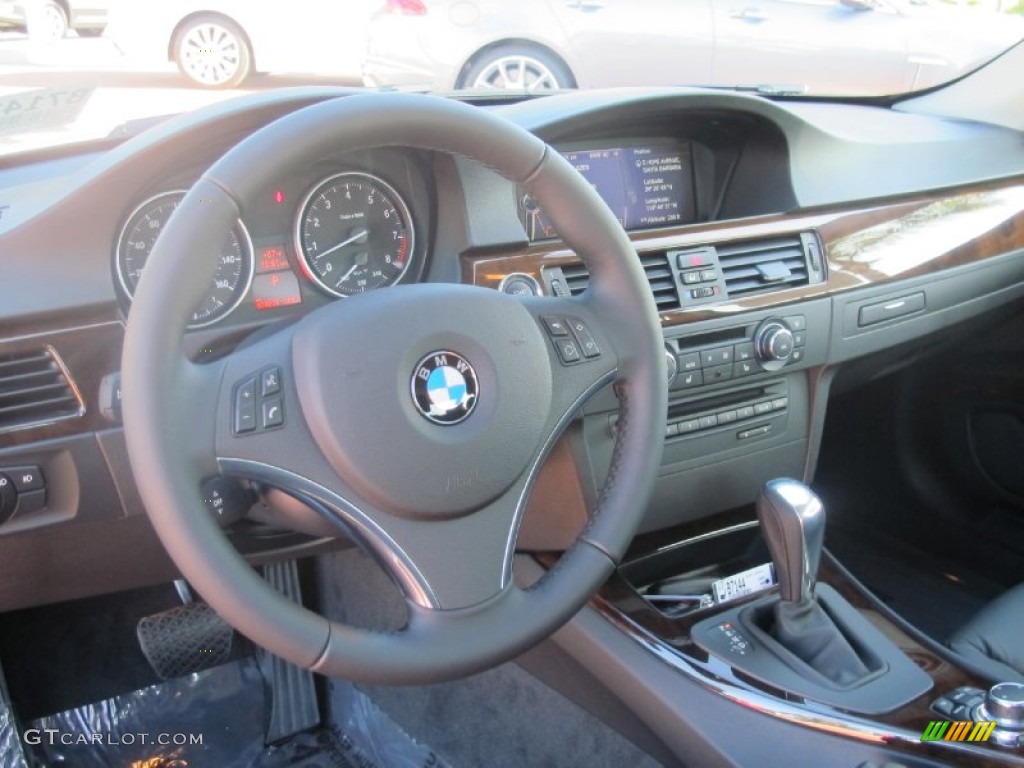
left=0, top=0, right=1022, bottom=157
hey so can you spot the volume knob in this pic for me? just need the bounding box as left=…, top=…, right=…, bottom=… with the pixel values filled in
left=754, top=320, right=795, bottom=371
left=665, top=347, right=678, bottom=388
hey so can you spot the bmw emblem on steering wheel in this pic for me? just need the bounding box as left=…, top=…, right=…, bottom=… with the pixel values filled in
left=411, top=351, right=479, bottom=425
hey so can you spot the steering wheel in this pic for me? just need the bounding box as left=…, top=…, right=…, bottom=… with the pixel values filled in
left=121, top=93, right=666, bottom=685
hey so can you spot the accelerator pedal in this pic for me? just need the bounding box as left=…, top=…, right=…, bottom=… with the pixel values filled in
left=259, top=559, right=320, bottom=744
left=136, top=600, right=233, bottom=680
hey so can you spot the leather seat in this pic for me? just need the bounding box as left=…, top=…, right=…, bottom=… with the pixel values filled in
left=950, top=584, right=1024, bottom=683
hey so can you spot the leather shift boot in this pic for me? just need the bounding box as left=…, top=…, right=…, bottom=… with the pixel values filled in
left=771, top=599, right=871, bottom=685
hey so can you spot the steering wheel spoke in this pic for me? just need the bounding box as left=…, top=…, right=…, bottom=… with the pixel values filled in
left=211, top=323, right=326, bottom=480
left=364, top=473, right=534, bottom=611
left=519, top=294, right=621, bottom=434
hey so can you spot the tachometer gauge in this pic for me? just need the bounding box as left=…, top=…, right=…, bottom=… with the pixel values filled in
left=294, top=172, right=414, bottom=297
left=116, top=191, right=254, bottom=328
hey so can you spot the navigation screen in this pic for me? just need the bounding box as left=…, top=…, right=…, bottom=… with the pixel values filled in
left=525, top=144, right=695, bottom=239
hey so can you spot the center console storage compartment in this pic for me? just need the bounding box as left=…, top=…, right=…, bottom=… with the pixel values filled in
left=621, top=521, right=774, bottom=620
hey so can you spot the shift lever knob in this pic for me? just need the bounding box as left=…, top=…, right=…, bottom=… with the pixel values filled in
left=756, top=478, right=825, bottom=604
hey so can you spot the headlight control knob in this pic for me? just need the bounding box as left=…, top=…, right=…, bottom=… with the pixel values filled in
left=754, top=319, right=796, bottom=371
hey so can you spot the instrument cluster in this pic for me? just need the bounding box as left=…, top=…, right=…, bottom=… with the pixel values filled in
left=111, top=151, right=429, bottom=330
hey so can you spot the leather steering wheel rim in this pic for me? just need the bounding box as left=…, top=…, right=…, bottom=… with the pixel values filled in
left=122, top=92, right=666, bottom=684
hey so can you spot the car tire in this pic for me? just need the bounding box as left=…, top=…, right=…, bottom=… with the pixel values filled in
left=173, top=14, right=252, bottom=89
left=460, top=45, right=574, bottom=93
left=26, top=1, right=69, bottom=41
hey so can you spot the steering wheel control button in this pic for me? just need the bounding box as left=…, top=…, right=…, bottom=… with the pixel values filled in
left=541, top=315, right=569, bottom=336
left=262, top=398, right=284, bottom=429
left=554, top=337, right=582, bottom=364
left=261, top=367, right=282, bottom=397
left=233, top=369, right=287, bottom=435
left=539, top=315, right=601, bottom=362
left=411, top=351, right=480, bottom=425
left=233, top=376, right=258, bottom=434
left=567, top=318, right=601, bottom=359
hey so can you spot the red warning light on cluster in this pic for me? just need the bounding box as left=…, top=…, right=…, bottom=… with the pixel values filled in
left=257, top=245, right=290, bottom=273
left=273, top=189, right=286, bottom=205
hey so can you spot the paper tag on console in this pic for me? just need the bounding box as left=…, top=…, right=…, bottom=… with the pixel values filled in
left=712, top=562, right=776, bottom=604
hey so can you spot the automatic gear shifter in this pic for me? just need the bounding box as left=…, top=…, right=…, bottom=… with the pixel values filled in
left=756, top=478, right=825, bottom=604
left=691, top=479, right=933, bottom=712
left=756, top=479, right=870, bottom=685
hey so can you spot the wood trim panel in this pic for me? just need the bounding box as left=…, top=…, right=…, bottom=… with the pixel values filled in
left=464, top=178, right=1024, bottom=327
left=583, top=512, right=1021, bottom=766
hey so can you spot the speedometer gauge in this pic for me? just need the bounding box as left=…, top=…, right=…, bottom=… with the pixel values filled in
left=116, top=191, right=254, bottom=328
left=294, top=172, right=414, bottom=297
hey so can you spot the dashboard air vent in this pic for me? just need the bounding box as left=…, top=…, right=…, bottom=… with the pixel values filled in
left=560, top=262, right=590, bottom=296
left=557, top=253, right=681, bottom=311
left=718, top=234, right=812, bottom=298
left=0, top=347, right=84, bottom=434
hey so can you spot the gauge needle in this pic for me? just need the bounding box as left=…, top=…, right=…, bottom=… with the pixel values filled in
left=335, top=251, right=369, bottom=288
left=316, top=228, right=368, bottom=261
left=336, top=263, right=359, bottom=287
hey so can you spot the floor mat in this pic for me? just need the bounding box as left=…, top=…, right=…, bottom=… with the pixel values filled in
left=21, top=659, right=447, bottom=768
left=0, top=583, right=190, bottom=721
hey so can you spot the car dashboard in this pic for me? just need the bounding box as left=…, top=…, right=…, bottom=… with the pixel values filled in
left=2, top=86, right=1024, bottom=613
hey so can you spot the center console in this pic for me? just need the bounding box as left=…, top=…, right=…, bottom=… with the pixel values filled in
left=573, top=493, right=1024, bottom=765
